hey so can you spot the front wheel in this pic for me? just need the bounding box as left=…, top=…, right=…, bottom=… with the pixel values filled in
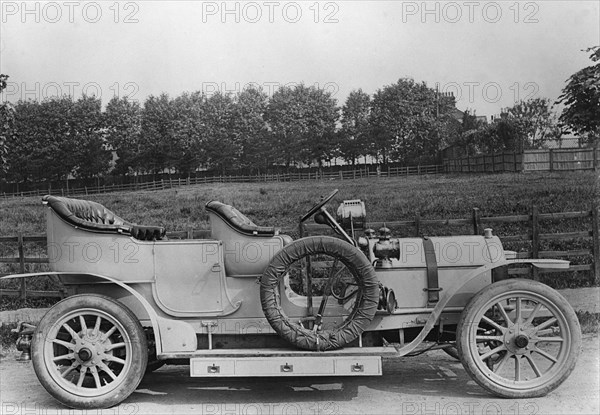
left=32, top=294, right=148, bottom=409
left=457, top=279, right=581, bottom=398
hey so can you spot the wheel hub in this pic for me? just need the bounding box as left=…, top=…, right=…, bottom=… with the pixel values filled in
left=78, top=347, right=93, bottom=362
left=503, top=325, right=532, bottom=354
left=514, top=334, right=529, bottom=349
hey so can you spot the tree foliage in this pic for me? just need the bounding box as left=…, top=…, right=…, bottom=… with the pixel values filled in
left=0, top=74, right=12, bottom=178
left=370, top=78, right=455, bottom=164
left=508, top=98, right=561, bottom=150
left=339, top=89, right=371, bottom=165
left=105, top=96, right=142, bottom=175
left=233, top=87, right=270, bottom=173
left=557, top=46, right=600, bottom=145
left=266, top=84, right=338, bottom=167
left=6, top=70, right=582, bottom=187
left=139, top=93, right=177, bottom=174
left=4, top=96, right=109, bottom=183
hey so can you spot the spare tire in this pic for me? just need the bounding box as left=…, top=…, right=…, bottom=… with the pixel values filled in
left=260, top=236, right=379, bottom=351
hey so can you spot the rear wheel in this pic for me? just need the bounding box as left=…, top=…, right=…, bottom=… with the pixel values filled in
left=457, top=279, right=581, bottom=398
left=32, top=294, right=147, bottom=409
left=260, top=236, right=379, bottom=350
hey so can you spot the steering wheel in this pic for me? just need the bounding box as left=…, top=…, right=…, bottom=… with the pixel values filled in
left=300, top=189, right=339, bottom=222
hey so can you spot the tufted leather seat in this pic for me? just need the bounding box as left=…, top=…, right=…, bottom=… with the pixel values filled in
left=205, top=201, right=279, bottom=236
left=42, top=195, right=166, bottom=241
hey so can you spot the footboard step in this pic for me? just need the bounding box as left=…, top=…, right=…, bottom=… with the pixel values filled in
left=190, top=355, right=383, bottom=377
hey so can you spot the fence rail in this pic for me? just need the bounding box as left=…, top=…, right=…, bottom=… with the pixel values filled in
left=1, top=205, right=597, bottom=299
left=1, top=165, right=445, bottom=199
left=444, top=148, right=600, bottom=173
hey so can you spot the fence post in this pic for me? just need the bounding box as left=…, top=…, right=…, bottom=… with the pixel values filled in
left=18, top=232, right=26, bottom=299
left=414, top=213, right=421, bottom=237
left=531, top=205, right=540, bottom=281
left=549, top=149, right=554, bottom=172
left=592, top=202, right=600, bottom=284
left=472, top=208, right=482, bottom=235
left=513, top=151, right=518, bottom=172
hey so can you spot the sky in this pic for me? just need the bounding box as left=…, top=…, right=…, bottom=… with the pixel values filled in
left=1, top=0, right=599, bottom=118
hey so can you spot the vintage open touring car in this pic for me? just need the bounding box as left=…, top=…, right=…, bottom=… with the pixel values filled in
left=3, top=190, right=581, bottom=409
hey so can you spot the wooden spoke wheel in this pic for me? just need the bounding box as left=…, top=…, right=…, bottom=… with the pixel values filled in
left=457, top=279, right=581, bottom=398
left=32, top=294, right=147, bottom=409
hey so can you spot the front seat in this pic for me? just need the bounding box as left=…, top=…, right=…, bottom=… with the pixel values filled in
left=205, top=201, right=292, bottom=278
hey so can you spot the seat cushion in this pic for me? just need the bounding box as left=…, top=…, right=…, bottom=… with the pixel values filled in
left=205, top=201, right=278, bottom=236
left=43, top=195, right=166, bottom=241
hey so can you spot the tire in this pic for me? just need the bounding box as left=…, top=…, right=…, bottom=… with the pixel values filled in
left=457, top=279, right=581, bottom=398
left=260, top=236, right=379, bottom=351
left=145, top=359, right=165, bottom=374
left=442, top=345, right=460, bottom=361
left=31, top=294, right=148, bottom=409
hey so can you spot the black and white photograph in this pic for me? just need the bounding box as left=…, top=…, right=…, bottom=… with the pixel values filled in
left=0, top=1, right=598, bottom=414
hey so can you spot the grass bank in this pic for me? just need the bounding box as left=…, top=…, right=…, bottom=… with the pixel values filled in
left=1, top=171, right=596, bottom=233
left=0, top=171, right=597, bottom=307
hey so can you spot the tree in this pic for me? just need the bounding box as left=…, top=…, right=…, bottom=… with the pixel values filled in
left=171, top=91, right=205, bottom=175
left=233, top=87, right=271, bottom=173
left=509, top=98, right=561, bottom=149
left=441, top=110, right=482, bottom=156
left=201, top=92, right=239, bottom=174
left=6, top=98, right=76, bottom=182
left=70, top=95, right=110, bottom=178
left=557, top=46, right=600, bottom=146
left=139, top=94, right=177, bottom=174
left=4, top=95, right=110, bottom=183
left=0, top=74, right=12, bottom=179
left=0, top=74, right=8, bottom=93
left=339, top=89, right=371, bottom=165
left=369, top=78, right=454, bottom=165
left=105, top=96, right=143, bottom=175
left=266, top=84, right=339, bottom=168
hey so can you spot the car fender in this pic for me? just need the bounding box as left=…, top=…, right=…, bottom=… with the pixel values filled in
left=393, top=258, right=568, bottom=356
left=0, top=271, right=197, bottom=356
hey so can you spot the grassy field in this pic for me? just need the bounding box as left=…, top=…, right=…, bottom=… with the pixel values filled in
left=0, top=171, right=597, bottom=307
left=1, top=171, right=596, bottom=233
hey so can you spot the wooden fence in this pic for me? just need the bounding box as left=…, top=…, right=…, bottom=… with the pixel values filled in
left=1, top=165, right=444, bottom=199
left=444, top=148, right=600, bottom=173
left=1, top=205, right=597, bottom=299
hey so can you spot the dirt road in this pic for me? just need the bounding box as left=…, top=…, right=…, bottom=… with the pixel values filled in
left=1, top=336, right=598, bottom=415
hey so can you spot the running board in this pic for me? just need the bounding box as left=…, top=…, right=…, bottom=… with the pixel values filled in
left=183, top=347, right=396, bottom=377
